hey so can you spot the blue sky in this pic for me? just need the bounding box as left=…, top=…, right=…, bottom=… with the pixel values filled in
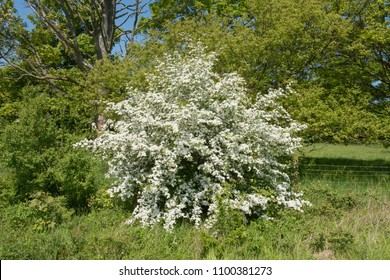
left=14, top=1, right=33, bottom=27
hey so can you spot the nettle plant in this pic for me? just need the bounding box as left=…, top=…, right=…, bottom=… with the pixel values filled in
left=76, top=43, right=310, bottom=230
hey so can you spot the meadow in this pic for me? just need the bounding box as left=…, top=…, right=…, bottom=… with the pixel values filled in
left=0, top=144, right=389, bottom=260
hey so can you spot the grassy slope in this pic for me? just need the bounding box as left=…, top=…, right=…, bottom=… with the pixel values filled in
left=0, top=144, right=389, bottom=260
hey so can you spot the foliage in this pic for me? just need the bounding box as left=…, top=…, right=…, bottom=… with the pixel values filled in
left=0, top=0, right=82, bottom=89
left=0, top=0, right=23, bottom=63
left=0, top=165, right=16, bottom=208
left=0, top=91, right=64, bottom=199
left=56, top=149, right=106, bottom=213
left=0, top=87, right=106, bottom=212
left=330, top=0, right=390, bottom=100
left=76, top=43, right=309, bottom=230
left=141, top=0, right=346, bottom=91
left=286, top=85, right=390, bottom=144
left=81, top=56, right=148, bottom=104
left=0, top=191, right=72, bottom=233
left=0, top=0, right=150, bottom=92
left=28, top=191, right=74, bottom=231
left=139, top=0, right=389, bottom=144
left=141, top=0, right=247, bottom=31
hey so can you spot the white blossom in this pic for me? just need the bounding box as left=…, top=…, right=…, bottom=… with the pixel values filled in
left=75, top=43, right=310, bottom=230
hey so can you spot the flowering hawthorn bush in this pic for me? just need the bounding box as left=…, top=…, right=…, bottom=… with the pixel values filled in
left=76, top=44, right=310, bottom=230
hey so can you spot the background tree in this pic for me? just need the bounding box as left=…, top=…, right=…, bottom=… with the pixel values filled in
left=326, top=0, right=389, bottom=109
left=138, top=0, right=389, bottom=144
left=1, top=0, right=151, bottom=88
left=141, top=0, right=247, bottom=30
left=1, top=0, right=82, bottom=88
left=140, top=0, right=345, bottom=90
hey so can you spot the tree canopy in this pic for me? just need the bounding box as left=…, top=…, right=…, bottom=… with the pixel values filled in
left=135, top=0, right=389, bottom=144
left=1, top=0, right=389, bottom=143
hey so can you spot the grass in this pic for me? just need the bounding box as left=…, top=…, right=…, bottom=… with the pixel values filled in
left=1, top=183, right=388, bottom=260
left=0, top=144, right=389, bottom=260
left=299, top=143, right=390, bottom=162
left=297, top=143, right=390, bottom=196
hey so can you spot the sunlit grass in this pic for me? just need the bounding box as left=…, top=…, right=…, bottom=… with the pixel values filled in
left=299, top=143, right=390, bottom=162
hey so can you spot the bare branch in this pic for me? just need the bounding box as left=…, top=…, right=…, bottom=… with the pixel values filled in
left=129, top=0, right=141, bottom=43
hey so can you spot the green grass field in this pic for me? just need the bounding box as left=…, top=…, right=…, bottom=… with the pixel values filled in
left=297, top=144, right=390, bottom=195
left=299, top=143, right=390, bottom=162
left=0, top=144, right=389, bottom=260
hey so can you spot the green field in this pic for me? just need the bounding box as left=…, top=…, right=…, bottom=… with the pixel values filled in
left=296, top=144, right=390, bottom=195
left=1, top=144, right=389, bottom=260
left=299, top=143, right=390, bottom=162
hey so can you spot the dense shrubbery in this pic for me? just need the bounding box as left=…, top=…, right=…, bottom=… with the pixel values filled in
left=0, top=87, right=108, bottom=213
left=76, top=44, right=310, bottom=230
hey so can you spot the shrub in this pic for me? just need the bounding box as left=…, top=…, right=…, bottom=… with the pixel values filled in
left=57, top=150, right=105, bottom=213
left=0, top=93, right=63, bottom=199
left=0, top=87, right=104, bottom=212
left=0, top=192, right=72, bottom=233
left=28, top=191, right=73, bottom=231
left=76, top=43, right=310, bottom=230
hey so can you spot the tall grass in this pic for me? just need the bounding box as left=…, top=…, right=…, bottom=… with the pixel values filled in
left=1, top=144, right=389, bottom=259
left=1, top=181, right=388, bottom=260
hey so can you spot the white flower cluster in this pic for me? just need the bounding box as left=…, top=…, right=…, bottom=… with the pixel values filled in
left=75, top=43, right=310, bottom=230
